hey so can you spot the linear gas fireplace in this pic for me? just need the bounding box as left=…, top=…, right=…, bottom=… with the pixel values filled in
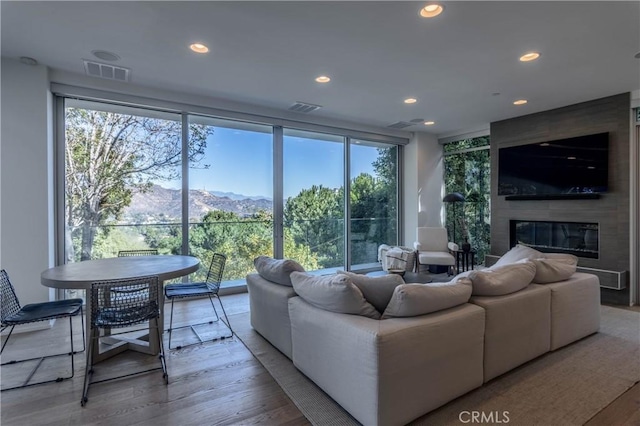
left=510, top=220, right=599, bottom=259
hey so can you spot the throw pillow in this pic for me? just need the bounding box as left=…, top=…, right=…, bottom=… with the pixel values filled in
left=468, top=260, right=536, bottom=296
left=381, top=277, right=472, bottom=319
left=254, top=256, right=305, bottom=287
left=493, top=244, right=542, bottom=268
left=290, top=272, right=381, bottom=319
left=531, top=254, right=578, bottom=283
left=337, top=271, right=404, bottom=313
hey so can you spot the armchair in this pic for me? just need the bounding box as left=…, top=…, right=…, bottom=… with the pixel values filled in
left=414, top=227, right=457, bottom=275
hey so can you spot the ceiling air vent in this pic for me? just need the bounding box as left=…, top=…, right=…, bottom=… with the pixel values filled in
left=288, top=101, right=322, bottom=113
left=83, top=59, right=130, bottom=82
left=387, top=121, right=414, bottom=129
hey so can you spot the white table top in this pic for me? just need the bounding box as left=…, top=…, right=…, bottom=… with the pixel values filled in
left=41, top=255, right=200, bottom=289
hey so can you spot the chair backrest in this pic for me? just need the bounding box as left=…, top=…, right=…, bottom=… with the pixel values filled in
left=205, top=253, right=226, bottom=293
left=90, top=276, right=160, bottom=329
left=0, top=270, right=21, bottom=323
left=117, top=249, right=159, bottom=257
left=416, top=227, right=449, bottom=252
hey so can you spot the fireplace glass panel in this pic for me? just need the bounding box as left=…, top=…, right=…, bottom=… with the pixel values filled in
left=510, top=220, right=598, bottom=259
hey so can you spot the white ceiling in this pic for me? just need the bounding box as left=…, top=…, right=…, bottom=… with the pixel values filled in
left=2, top=1, right=639, bottom=137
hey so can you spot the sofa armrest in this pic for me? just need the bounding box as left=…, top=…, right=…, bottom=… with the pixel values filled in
left=247, top=273, right=297, bottom=359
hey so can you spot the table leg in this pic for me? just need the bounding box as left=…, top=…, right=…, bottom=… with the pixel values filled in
left=147, top=280, right=165, bottom=355
left=86, top=285, right=163, bottom=364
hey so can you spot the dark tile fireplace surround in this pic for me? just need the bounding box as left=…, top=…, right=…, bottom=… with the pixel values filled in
left=510, top=220, right=599, bottom=259
left=490, top=93, right=630, bottom=303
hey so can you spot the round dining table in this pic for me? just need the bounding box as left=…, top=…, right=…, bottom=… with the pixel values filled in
left=41, top=255, right=200, bottom=363
left=41, top=255, right=200, bottom=289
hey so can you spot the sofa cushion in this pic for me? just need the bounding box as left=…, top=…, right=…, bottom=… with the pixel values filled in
left=531, top=255, right=578, bottom=283
left=492, top=245, right=578, bottom=283
left=493, top=244, right=542, bottom=267
left=381, top=277, right=472, bottom=319
left=337, top=271, right=404, bottom=313
left=290, top=272, right=381, bottom=319
left=254, top=256, right=305, bottom=287
left=468, top=261, right=536, bottom=296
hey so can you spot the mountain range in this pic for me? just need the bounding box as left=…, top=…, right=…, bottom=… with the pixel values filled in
left=123, top=184, right=272, bottom=220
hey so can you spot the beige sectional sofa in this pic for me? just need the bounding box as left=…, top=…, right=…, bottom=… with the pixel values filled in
left=246, top=247, right=601, bottom=426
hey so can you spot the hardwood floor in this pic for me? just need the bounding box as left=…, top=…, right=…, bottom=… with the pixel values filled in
left=1, top=293, right=637, bottom=425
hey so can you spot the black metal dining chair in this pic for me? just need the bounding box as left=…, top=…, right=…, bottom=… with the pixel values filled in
left=113, top=250, right=159, bottom=296
left=164, top=253, right=233, bottom=349
left=1, top=269, right=85, bottom=391
left=81, top=275, right=167, bottom=406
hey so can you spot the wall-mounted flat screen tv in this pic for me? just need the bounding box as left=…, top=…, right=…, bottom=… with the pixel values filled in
left=498, top=132, right=609, bottom=196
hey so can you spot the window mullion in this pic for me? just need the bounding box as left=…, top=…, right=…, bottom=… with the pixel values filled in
left=181, top=113, right=189, bottom=258
left=273, top=126, right=284, bottom=258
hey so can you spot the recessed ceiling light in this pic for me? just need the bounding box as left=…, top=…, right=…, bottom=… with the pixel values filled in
left=315, top=75, right=331, bottom=83
left=424, top=121, right=435, bottom=126
left=567, top=156, right=577, bottom=160
left=519, top=52, right=541, bottom=62
left=404, top=98, right=418, bottom=104
left=588, top=166, right=596, bottom=169
left=540, top=143, right=550, bottom=146
left=513, top=99, right=528, bottom=105
left=189, top=43, right=209, bottom=54
left=420, top=3, right=444, bottom=18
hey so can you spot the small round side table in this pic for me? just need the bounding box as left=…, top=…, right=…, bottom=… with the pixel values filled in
left=454, top=249, right=476, bottom=274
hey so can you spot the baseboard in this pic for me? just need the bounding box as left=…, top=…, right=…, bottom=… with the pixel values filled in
left=0, top=320, right=53, bottom=335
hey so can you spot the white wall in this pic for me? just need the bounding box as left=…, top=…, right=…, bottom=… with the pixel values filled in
left=402, top=132, right=443, bottom=245
left=1, top=58, right=53, bottom=304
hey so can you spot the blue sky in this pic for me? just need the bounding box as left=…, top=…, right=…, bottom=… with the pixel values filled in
left=169, top=127, right=380, bottom=199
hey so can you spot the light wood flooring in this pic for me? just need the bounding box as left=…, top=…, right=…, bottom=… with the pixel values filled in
left=1, top=293, right=638, bottom=426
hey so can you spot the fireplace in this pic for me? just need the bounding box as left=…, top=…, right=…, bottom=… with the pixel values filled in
left=510, top=220, right=599, bottom=259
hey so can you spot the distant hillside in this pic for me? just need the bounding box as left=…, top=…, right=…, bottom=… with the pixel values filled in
left=122, top=184, right=272, bottom=221
left=209, top=190, right=272, bottom=201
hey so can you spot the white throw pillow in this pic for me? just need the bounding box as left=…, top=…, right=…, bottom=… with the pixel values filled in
left=254, top=256, right=305, bottom=287
left=337, top=271, right=404, bottom=313
left=290, top=272, right=381, bottom=319
left=381, top=278, right=472, bottom=319
left=531, top=255, right=578, bottom=283
left=493, top=244, right=542, bottom=267
left=468, top=261, right=536, bottom=296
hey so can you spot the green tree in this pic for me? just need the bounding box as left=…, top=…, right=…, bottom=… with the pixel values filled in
left=443, top=137, right=491, bottom=263
left=284, top=185, right=344, bottom=267
left=149, top=209, right=319, bottom=281
left=350, top=146, right=398, bottom=264
left=65, top=107, right=211, bottom=260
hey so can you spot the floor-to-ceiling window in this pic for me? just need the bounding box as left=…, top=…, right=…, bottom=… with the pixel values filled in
left=60, top=96, right=402, bottom=292
left=443, top=136, right=491, bottom=264
left=63, top=100, right=186, bottom=297
left=350, top=140, right=398, bottom=268
left=187, top=117, right=273, bottom=283
left=283, top=129, right=345, bottom=271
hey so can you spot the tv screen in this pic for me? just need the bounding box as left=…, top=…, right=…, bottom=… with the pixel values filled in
left=498, top=132, right=609, bottom=196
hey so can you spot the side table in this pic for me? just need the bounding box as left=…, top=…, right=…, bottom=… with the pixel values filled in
left=454, top=249, right=476, bottom=274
